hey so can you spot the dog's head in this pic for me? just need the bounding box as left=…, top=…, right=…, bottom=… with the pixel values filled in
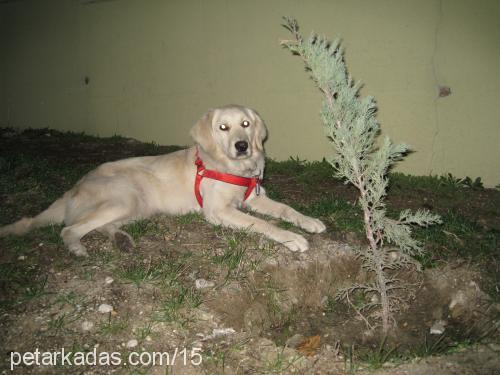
left=190, top=105, right=267, bottom=161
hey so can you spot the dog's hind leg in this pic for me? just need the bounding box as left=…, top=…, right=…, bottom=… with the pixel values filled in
left=61, top=204, right=131, bottom=257
left=98, top=223, right=136, bottom=252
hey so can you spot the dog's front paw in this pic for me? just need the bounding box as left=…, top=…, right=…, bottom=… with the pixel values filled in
left=282, top=232, right=309, bottom=252
left=299, top=217, right=327, bottom=233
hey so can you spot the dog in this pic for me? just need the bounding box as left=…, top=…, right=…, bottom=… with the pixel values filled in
left=0, top=105, right=326, bottom=256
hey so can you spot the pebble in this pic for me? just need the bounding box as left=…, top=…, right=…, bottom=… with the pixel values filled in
left=98, top=304, right=113, bottom=313
left=126, top=339, right=138, bottom=348
left=210, top=328, right=235, bottom=338
left=285, top=333, right=305, bottom=348
left=430, top=320, right=446, bottom=335
left=105, top=276, right=114, bottom=285
left=195, top=278, right=215, bottom=289
left=81, top=321, right=94, bottom=331
left=17, top=255, right=26, bottom=261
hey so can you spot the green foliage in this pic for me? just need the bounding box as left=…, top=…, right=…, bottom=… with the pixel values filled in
left=282, top=17, right=441, bottom=332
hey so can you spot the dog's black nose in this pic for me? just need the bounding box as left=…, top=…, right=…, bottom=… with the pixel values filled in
left=235, top=141, right=248, bottom=153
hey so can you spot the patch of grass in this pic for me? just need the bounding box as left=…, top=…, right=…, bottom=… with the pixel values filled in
left=260, top=280, right=289, bottom=322
left=0, top=262, right=49, bottom=309
left=136, top=321, right=156, bottom=340
left=36, top=224, right=64, bottom=247
left=415, top=209, right=499, bottom=264
left=212, top=233, right=247, bottom=270
left=175, top=212, right=203, bottom=225
left=389, top=172, right=484, bottom=193
left=99, top=316, right=129, bottom=335
left=277, top=220, right=295, bottom=230
left=0, top=153, right=93, bottom=208
left=115, top=259, right=165, bottom=287
left=263, top=346, right=301, bottom=374
left=356, top=336, right=400, bottom=370
left=264, top=184, right=285, bottom=201
left=203, top=346, right=228, bottom=372
left=266, top=157, right=337, bottom=186
left=54, top=291, right=88, bottom=311
left=155, top=286, right=202, bottom=324
left=211, top=229, right=252, bottom=282
left=48, top=312, right=81, bottom=334
left=0, top=235, right=33, bottom=253
left=410, top=334, right=452, bottom=358
left=21, top=275, right=49, bottom=301
left=122, top=219, right=162, bottom=241
left=300, top=195, right=364, bottom=233
left=324, top=295, right=338, bottom=314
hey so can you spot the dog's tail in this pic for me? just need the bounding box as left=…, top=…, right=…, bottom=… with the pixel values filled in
left=0, top=196, right=67, bottom=237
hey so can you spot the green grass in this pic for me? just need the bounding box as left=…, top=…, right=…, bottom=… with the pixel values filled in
left=175, top=212, right=203, bottom=225
left=415, top=209, right=499, bottom=266
left=265, top=157, right=335, bottom=186
left=300, top=196, right=364, bottom=233
left=211, top=231, right=248, bottom=275
left=115, top=260, right=164, bottom=287
left=136, top=321, right=156, bottom=340
left=21, top=275, right=49, bottom=301
left=155, top=286, right=202, bottom=324
left=122, top=219, right=162, bottom=241
left=211, top=228, right=276, bottom=282
left=0, top=262, right=49, bottom=310
left=99, top=316, right=129, bottom=335
left=354, top=336, right=400, bottom=370
left=263, top=346, right=301, bottom=374
left=48, top=312, right=82, bottom=334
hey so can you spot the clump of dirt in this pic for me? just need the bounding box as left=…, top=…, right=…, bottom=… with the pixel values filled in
left=207, top=236, right=497, bottom=354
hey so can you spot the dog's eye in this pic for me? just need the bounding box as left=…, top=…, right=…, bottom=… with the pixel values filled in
left=241, top=120, right=250, bottom=128
left=219, top=124, right=229, bottom=131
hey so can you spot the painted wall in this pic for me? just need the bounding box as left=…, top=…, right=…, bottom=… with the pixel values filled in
left=1, top=0, right=499, bottom=186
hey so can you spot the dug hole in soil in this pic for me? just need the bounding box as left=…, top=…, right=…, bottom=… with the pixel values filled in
left=3, top=217, right=497, bottom=374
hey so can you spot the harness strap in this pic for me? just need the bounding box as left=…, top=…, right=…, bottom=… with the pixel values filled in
left=194, top=151, right=261, bottom=208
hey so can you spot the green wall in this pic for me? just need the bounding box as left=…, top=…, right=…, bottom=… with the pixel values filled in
left=1, top=0, right=499, bottom=186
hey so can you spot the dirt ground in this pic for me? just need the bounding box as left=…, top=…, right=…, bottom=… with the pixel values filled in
left=0, top=128, right=498, bottom=374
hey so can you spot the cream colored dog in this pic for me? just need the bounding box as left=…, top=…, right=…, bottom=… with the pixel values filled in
left=0, top=105, right=326, bottom=256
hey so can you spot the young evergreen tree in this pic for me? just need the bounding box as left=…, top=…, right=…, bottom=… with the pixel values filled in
left=281, top=18, right=442, bottom=332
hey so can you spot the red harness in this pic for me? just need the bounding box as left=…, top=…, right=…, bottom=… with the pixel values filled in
left=194, top=150, right=261, bottom=207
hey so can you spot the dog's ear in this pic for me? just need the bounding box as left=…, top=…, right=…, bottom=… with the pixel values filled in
left=190, top=110, right=216, bottom=154
left=249, top=109, right=268, bottom=151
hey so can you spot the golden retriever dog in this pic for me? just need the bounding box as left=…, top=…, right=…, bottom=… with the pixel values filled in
left=0, top=105, right=326, bottom=256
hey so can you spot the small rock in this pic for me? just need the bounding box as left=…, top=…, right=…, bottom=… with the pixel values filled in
left=105, top=276, right=114, bottom=285
left=145, top=335, right=152, bottom=342
left=430, top=320, right=446, bottom=335
left=449, top=290, right=467, bottom=309
left=126, top=339, right=138, bottom=348
left=203, top=328, right=235, bottom=340
left=17, top=255, right=26, bottom=261
left=211, top=328, right=235, bottom=338
left=98, top=304, right=113, bottom=313
left=192, top=341, right=203, bottom=348
left=81, top=321, right=94, bottom=331
left=285, top=334, right=305, bottom=348
left=195, top=278, right=215, bottom=289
